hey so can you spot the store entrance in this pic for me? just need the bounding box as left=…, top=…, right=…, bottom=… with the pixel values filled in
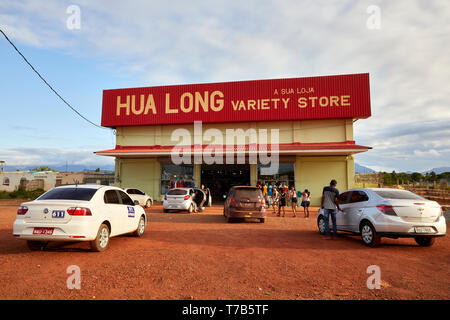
left=201, top=164, right=250, bottom=202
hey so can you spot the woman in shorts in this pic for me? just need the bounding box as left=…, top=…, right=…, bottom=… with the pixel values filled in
left=301, top=189, right=311, bottom=218
left=272, top=187, right=279, bottom=214
left=289, top=186, right=297, bottom=217
left=278, top=188, right=287, bottom=217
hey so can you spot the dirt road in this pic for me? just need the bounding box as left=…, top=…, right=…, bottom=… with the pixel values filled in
left=0, top=200, right=449, bottom=300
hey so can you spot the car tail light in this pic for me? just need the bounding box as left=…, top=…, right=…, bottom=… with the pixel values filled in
left=17, top=206, right=28, bottom=215
left=67, top=207, right=92, bottom=216
left=261, top=197, right=265, bottom=205
left=184, top=195, right=190, bottom=200
left=377, top=205, right=396, bottom=216
left=164, top=195, right=167, bottom=200
left=229, top=196, right=236, bottom=207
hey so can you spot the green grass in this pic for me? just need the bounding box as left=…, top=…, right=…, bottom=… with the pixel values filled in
left=0, top=188, right=45, bottom=200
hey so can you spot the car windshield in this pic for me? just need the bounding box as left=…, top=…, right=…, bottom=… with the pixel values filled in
left=167, top=189, right=188, bottom=195
left=234, top=188, right=261, bottom=198
left=38, top=188, right=97, bottom=201
left=374, top=190, right=426, bottom=200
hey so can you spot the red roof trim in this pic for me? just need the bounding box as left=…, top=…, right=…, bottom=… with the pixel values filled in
left=95, top=141, right=371, bottom=154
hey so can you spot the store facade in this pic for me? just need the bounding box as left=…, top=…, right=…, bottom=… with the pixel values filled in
left=95, top=73, right=371, bottom=205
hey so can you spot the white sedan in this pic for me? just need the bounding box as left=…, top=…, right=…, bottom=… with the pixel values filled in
left=317, top=188, right=446, bottom=247
left=13, top=184, right=147, bottom=252
left=124, top=188, right=153, bottom=208
left=163, top=187, right=209, bottom=213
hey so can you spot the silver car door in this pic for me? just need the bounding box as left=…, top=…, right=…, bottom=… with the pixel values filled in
left=337, top=191, right=352, bottom=230
left=345, top=190, right=370, bottom=232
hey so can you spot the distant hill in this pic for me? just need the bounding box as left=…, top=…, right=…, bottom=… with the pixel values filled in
left=355, top=163, right=376, bottom=174
left=2, top=164, right=115, bottom=173
left=2, top=162, right=447, bottom=175
left=422, top=167, right=450, bottom=174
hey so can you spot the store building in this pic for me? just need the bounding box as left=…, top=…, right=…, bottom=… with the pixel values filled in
left=95, top=73, right=371, bottom=205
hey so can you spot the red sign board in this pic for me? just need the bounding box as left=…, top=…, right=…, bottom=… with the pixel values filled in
left=101, top=73, right=370, bottom=127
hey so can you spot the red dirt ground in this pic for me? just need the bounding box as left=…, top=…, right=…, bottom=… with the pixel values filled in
left=0, top=199, right=449, bottom=300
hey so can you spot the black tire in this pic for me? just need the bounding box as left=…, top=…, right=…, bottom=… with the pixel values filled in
left=134, top=216, right=146, bottom=237
left=360, top=221, right=381, bottom=247
left=27, top=240, right=48, bottom=251
left=227, top=217, right=233, bottom=223
left=259, top=218, right=266, bottom=223
left=414, top=236, right=435, bottom=247
left=163, top=208, right=168, bottom=213
left=90, top=224, right=110, bottom=252
left=317, top=216, right=325, bottom=235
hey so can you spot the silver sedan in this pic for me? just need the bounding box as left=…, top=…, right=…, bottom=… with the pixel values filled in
left=317, top=188, right=446, bottom=247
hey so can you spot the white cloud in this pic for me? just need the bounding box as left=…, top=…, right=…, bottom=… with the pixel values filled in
left=413, top=149, right=441, bottom=157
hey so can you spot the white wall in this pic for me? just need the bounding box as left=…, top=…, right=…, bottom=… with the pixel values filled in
left=0, top=171, right=57, bottom=192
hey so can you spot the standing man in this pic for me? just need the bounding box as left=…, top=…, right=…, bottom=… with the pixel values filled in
left=321, top=179, right=341, bottom=240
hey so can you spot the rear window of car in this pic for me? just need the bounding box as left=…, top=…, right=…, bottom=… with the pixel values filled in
left=38, top=188, right=97, bottom=201
left=167, top=189, right=188, bottom=195
left=234, top=188, right=262, bottom=198
left=374, top=190, right=425, bottom=200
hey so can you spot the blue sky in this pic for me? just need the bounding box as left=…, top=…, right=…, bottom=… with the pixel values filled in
left=1, top=0, right=449, bottom=172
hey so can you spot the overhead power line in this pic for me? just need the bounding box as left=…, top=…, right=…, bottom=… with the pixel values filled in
left=0, top=28, right=109, bottom=130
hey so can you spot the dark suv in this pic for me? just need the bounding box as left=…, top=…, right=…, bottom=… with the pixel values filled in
left=223, top=186, right=266, bottom=223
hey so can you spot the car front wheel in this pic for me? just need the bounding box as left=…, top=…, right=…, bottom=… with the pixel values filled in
left=414, top=236, right=435, bottom=247
left=91, top=224, right=110, bottom=252
left=360, top=221, right=381, bottom=247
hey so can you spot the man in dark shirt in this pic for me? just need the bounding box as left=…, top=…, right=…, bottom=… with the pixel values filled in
left=321, top=179, right=341, bottom=240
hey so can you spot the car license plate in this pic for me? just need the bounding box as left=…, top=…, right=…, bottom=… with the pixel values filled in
left=414, top=227, right=434, bottom=234
left=52, top=210, right=65, bottom=218
left=33, top=227, right=54, bottom=235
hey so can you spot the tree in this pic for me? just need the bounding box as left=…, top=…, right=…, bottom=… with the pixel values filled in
left=31, top=166, right=55, bottom=172
left=429, top=171, right=437, bottom=182
left=411, top=172, right=423, bottom=183
left=95, top=168, right=100, bottom=172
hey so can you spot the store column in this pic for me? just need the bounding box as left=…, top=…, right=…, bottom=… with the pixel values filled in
left=250, top=164, right=257, bottom=186
left=194, top=164, right=201, bottom=188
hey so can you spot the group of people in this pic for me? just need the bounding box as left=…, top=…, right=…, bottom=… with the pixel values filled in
left=257, top=182, right=311, bottom=218
left=260, top=179, right=343, bottom=240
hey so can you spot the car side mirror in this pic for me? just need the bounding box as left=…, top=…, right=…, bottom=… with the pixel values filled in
left=134, top=200, right=140, bottom=206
